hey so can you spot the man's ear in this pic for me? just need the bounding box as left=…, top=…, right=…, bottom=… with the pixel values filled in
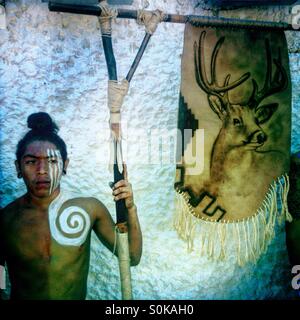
left=15, top=160, right=22, bottom=178
left=63, top=158, right=70, bottom=175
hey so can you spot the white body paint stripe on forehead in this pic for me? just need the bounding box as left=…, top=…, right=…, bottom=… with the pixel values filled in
left=48, top=192, right=91, bottom=246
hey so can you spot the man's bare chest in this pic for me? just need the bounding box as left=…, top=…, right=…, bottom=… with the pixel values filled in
left=4, top=209, right=52, bottom=263
left=3, top=193, right=93, bottom=263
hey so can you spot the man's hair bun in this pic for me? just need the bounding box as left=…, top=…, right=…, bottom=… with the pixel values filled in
left=16, top=112, right=67, bottom=165
left=27, top=112, right=59, bottom=134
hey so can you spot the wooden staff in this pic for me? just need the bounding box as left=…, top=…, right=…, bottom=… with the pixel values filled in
left=126, top=33, right=152, bottom=83
left=99, top=15, right=132, bottom=299
left=48, top=1, right=298, bottom=31
left=98, top=2, right=156, bottom=300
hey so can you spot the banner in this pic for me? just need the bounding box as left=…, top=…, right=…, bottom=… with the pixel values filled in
left=174, top=24, right=292, bottom=265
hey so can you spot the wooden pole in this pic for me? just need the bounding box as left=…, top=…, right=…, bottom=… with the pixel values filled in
left=101, top=36, right=117, bottom=81
left=98, top=4, right=157, bottom=298
left=97, top=3, right=133, bottom=298
left=48, top=2, right=297, bottom=31
left=100, top=34, right=128, bottom=224
left=126, top=33, right=152, bottom=82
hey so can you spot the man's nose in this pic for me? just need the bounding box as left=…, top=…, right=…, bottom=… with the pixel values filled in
left=37, top=160, right=48, bottom=174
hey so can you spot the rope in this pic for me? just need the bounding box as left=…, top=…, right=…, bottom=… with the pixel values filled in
left=107, top=79, right=128, bottom=173
left=108, top=79, right=129, bottom=125
left=137, top=9, right=165, bottom=35
left=98, top=0, right=118, bottom=37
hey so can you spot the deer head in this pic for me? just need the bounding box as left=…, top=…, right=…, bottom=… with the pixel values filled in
left=194, top=31, right=287, bottom=152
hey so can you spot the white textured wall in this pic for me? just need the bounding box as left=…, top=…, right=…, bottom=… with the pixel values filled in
left=0, top=0, right=299, bottom=300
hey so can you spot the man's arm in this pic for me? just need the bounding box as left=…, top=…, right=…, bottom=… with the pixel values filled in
left=125, top=204, right=142, bottom=266
left=286, top=151, right=300, bottom=265
left=92, top=175, right=142, bottom=266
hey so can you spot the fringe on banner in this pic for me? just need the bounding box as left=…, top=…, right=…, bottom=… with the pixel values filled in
left=174, top=174, right=293, bottom=266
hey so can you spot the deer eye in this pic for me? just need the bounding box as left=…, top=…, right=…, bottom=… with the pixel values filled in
left=233, top=118, right=242, bottom=126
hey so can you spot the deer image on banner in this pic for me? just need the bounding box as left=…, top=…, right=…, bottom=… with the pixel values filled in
left=174, top=25, right=292, bottom=265
left=194, top=31, right=287, bottom=189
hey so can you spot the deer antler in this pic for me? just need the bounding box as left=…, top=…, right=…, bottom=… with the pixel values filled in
left=194, top=31, right=250, bottom=108
left=248, top=39, right=288, bottom=109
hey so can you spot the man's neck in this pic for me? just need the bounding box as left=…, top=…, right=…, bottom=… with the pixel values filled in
left=24, top=188, right=61, bottom=210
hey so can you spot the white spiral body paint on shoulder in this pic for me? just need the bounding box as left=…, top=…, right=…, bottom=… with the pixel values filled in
left=47, top=149, right=63, bottom=196
left=48, top=191, right=91, bottom=246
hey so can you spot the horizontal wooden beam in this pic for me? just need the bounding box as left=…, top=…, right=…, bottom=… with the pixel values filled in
left=208, top=0, right=297, bottom=6
left=48, top=2, right=298, bottom=31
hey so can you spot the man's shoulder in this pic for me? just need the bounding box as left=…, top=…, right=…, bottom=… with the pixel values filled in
left=66, top=195, right=104, bottom=206
left=64, top=195, right=108, bottom=217
left=0, top=197, right=24, bottom=226
left=1, top=197, right=23, bottom=216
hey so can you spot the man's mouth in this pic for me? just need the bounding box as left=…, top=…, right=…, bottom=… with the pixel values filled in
left=36, top=181, right=51, bottom=189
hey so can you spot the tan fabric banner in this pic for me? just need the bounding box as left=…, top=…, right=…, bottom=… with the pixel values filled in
left=174, top=24, right=292, bottom=264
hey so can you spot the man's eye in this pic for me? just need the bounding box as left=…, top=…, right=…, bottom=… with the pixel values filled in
left=49, top=159, right=58, bottom=164
left=25, top=160, right=36, bottom=165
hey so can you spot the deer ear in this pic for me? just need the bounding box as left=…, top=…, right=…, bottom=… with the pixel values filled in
left=208, top=95, right=227, bottom=120
left=255, top=103, right=278, bottom=124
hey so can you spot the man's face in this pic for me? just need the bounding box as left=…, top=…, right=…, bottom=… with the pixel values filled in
left=18, top=140, right=65, bottom=198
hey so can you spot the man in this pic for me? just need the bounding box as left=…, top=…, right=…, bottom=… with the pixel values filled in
left=0, top=112, right=142, bottom=300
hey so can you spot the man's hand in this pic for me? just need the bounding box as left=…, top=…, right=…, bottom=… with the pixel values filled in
left=112, top=180, right=134, bottom=210
left=111, top=165, right=135, bottom=210
left=112, top=164, right=134, bottom=210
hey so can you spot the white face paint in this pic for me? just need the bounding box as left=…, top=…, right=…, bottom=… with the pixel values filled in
left=48, top=192, right=91, bottom=246
left=47, top=149, right=63, bottom=195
